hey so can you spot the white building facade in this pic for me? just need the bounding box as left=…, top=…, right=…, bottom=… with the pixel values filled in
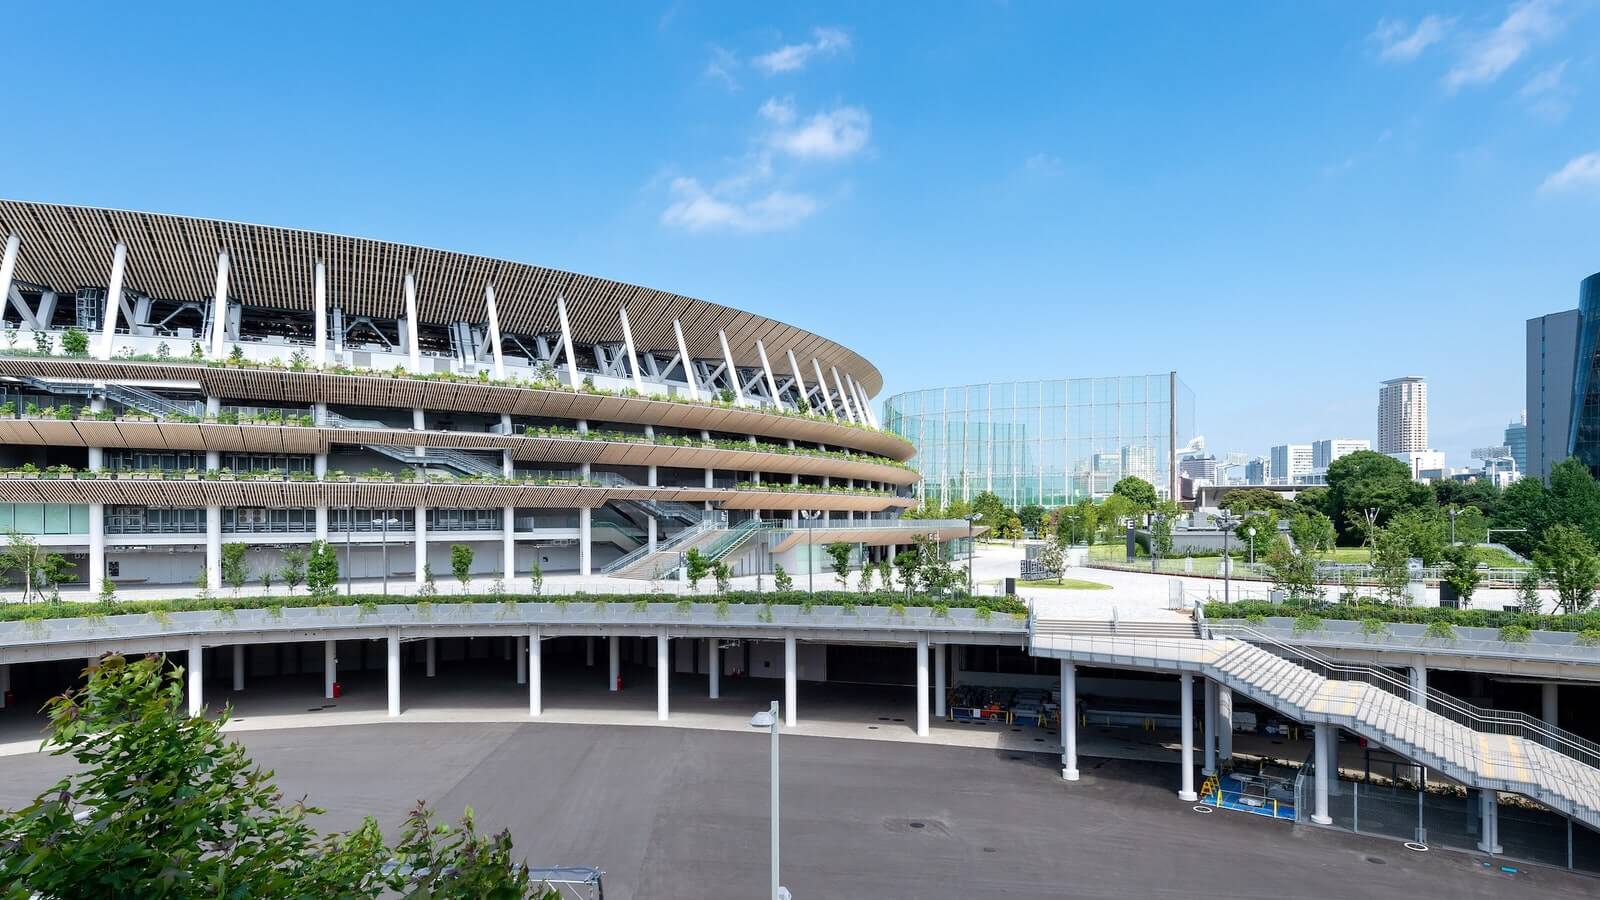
left=1378, top=376, right=1429, bottom=454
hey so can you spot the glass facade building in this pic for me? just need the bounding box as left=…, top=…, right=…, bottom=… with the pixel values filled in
left=1569, top=273, right=1600, bottom=476
left=883, top=373, right=1195, bottom=509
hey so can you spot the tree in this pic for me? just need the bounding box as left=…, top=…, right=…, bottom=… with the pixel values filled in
left=1451, top=505, right=1489, bottom=545
left=529, top=560, right=543, bottom=595
left=1219, top=488, right=1287, bottom=514
left=1491, top=476, right=1550, bottom=555
left=450, top=544, right=474, bottom=593
left=1290, top=486, right=1331, bottom=519
left=1383, top=508, right=1450, bottom=566
left=1111, top=476, right=1157, bottom=511
left=1262, top=537, right=1320, bottom=600
left=1017, top=504, right=1047, bottom=536
left=1515, top=568, right=1543, bottom=614
left=258, top=566, right=274, bottom=593
left=38, top=552, right=76, bottom=602
left=1096, top=493, right=1137, bottom=544
left=825, top=541, right=853, bottom=588
left=1038, top=539, right=1066, bottom=584
left=0, top=529, right=47, bottom=602
left=1000, top=514, right=1024, bottom=541
left=1288, top=510, right=1337, bottom=553
left=0, top=653, right=558, bottom=898
left=1441, top=544, right=1483, bottom=608
left=913, top=534, right=958, bottom=596
left=684, top=547, right=710, bottom=592
left=97, top=576, right=117, bottom=607
left=1061, top=499, right=1098, bottom=545
left=306, top=539, right=340, bottom=598
left=1235, top=511, right=1277, bottom=555
left=713, top=561, right=731, bottom=594
left=894, top=550, right=919, bottom=596
left=1534, top=524, right=1600, bottom=614
left=222, top=542, right=250, bottom=595
left=970, top=491, right=1011, bottom=534
left=773, top=563, right=793, bottom=592
left=1324, top=450, right=1432, bottom=544
left=280, top=545, right=308, bottom=595
left=1549, top=457, right=1600, bottom=545
left=60, top=326, right=89, bottom=356
left=878, top=559, right=894, bottom=592
left=1370, top=525, right=1414, bottom=605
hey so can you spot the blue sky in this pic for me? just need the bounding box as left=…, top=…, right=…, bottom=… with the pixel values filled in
left=5, top=2, right=1599, bottom=466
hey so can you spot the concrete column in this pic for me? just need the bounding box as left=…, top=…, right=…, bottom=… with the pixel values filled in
left=646, top=462, right=659, bottom=553
left=1218, top=685, right=1233, bottom=760
left=608, top=635, right=619, bottom=691
left=1202, top=678, right=1217, bottom=777
left=656, top=629, right=670, bottom=721
left=414, top=505, right=427, bottom=586
left=915, top=634, right=930, bottom=737
left=187, top=636, right=204, bottom=716
left=1061, top=661, right=1079, bottom=781
left=96, top=242, right=127, bottom=360
left=1311, top=724, right=1333, bottom=824
left=784, top=635, right=797, bottom=727
left=933, top=642, right=946, bottom=718
left=585, top=636, right=595, bottom=667
left=324, top=640, right=337, bottom=699
left=210, top=250, right=231, bottom=358
left=1408, top=662, right=1427, bottom=705
left=89, top=503, right=105, bottom=598
left=528, top=626, right=542, bottom=717
left=232, top=645, right=244, bottom=692
left=312, top=260, right=328, bottom=366
left=205, top=506, right=221, bottom=591
left=426, top=638, right=436, bottom=677
left=1178, top=673, right=1197, bottom=801
left=0, top=663, right=8, bottom=709
left=0, top=234, right=18, bottom=320
left=516, top=635, right=528, bottom=685
left=386, top=631, right=401, bottom=717
left=403, top=272, right=421, bottom=371
left=708, top=638, right=720, bottom=699
left=578, top=506, right=592, bottom=576
left=1478, top=790, right=1502, bottom=854
left=1542, top=683, right=1559, bottom=726
left=502, top=506, right=516, bottom=585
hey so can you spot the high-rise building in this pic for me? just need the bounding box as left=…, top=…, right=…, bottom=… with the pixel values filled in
left=1504, top=414, right=1528, bottom=476
left=1377, top=377, right=1428, bottom=454
left=1178, top=453, right=1217, bottom=484
left=1269, top=443, right=1312, bottom=484
left=1244, top=456, right=1269, bottom=485
left=1566, top=273, right=1600, bottom=478
left=1312, top=438, right=1370, bottom=471
left=1527, top=308, right=1581, bottom=482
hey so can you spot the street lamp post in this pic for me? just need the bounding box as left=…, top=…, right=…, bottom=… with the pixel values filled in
left=800, top=509, right=821, bottom=595
left=1213, top=511, right=1241, bottom=605
left=750, top=701, right=789, bottom=900
left=966, top=512, right=984, bottom=596
left=1248, top=526, right=1256, bottom=566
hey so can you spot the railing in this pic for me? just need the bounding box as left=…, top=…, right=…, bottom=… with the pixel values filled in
left=105, top=383, right=203, bottom=418
left=587, top=472, right=705, bottom=525
left=362, top=443, right=502, bottom=478
left=702, top=518, right=778, bottom=562
left=1214, top=622, right=1600, bottom=772
left=598, top=515, right=725, bottom=575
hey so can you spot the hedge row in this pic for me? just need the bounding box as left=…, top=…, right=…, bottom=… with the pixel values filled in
left=1206, top=599, right=1600, bottom=634
left=0, top=590, right=1029, bottom=625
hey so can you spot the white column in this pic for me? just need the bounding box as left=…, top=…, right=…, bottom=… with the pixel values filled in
left=1478, top=790, right=1502, bottom=854
left=0, top=235, right=18, bottom=322
left=516, top=635, right=528, bottom=685
left=528, top=626, right=542, bottom=716
left=831, top=367, right=858, bottom=423
left=426, top=638, right=436, bottom=677
left=1202, top=678, right=1217, bottom=776
left=786, top=349, right=810, bottom=411
left=1542, top=683, right=1559, bottom=726
left=847, top=374, right=877, bottom=428
left=578, top=506, right=592, bottom=576
left=586, top=636, right=595, bottom=667
left=324, top=640, right=337, bottom=699
left=1218, top=685, right=1233, bottom=760
left=784, top=635, right=797, bottom=727
left=1408, top=662, right=1427, bottom=705
left=608, top=635, right=620, bottom=691
left=555, top=293, right=580, bottom=387
left=1061, top=661, right=1080, bottom=780
left=708, top=638, right=720, bottom=699
left=96, top=242, right=127, bottom=360
left=1178, top=673, right=1197, bottom=801
left=811, top=358, right=835, bottom=417
left=232, top=644, right=245, bottom=692
left=414, top=505, right=427, bottom=586
left=1312, top=724, right=1333, bottom=824
left=483, top=282, right=505, bottom=378
left=403, top=272, right=421, bottom=371
left=314, top=450, right=329, bottom=541
left=915, top=634, right=930, bottom=737
left=0, top=663, right=8, bottom=709
left=618, top=306, right=644, bottom=392
left=755, top=339, right=781, bottom=406
left=673, top=319, right=700, bottom=400
left=717, top=330, right=744, bottom=405
left=187, top=636, right=204, bottom=716
left=656, top=630, right=670, bottom=721
left=502, top=506, right=516, bottom=584
left=205, top=506, right=221, bottom=591
left=312, top=260, right=328, bottom=366
left=386, top=631, right=401, bottom=717
left=89, top=503, right=105, bottom=597
left=210, top=250, right=231, bottom=358
left=933, top=642, right=946, bottom=718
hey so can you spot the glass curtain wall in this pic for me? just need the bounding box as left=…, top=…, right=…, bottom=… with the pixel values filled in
left=883, top=374, right=1195, bottom=509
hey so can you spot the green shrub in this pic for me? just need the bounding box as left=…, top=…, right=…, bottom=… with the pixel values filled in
left=1358, top=617, right=1388, bottom=637
left=1292, top=614, right=1322, bottom=634
left=1424, top=620, right=1457, bottom=641
left=1497, top=625, right=1531, bottom=643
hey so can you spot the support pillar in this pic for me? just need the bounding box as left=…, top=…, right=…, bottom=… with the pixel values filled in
left=1218, top=685, right=1234, bottom=760
left=528, top=626, right=542, bottom=716
left=312, top=260, right=328, bottom=367
left=1312, top=724, right=1333, bottom=824
left=1542, top=683, right=1559, bottom=727
left=915, top=634, right=930, bottom=737
left=96, top=242, right=127, bottom=360
left=187, top=636, right=204, bottom=716
left=1061, top=661, right=1079, bottom=780
left=1408, top=662, right=1427, bottom=705
left=933, top=642, right=946, bottom=718
left=578, top=507, right=592, bottom=576
left=0, top=664, right=8, bottom=709
left=324, top=640, right=337, bottom=699
left=89, top=503, right=105, bottom=598
left=232, top=645, right=244, bottom=692
left=516, top=635, right=527, bottom=685
left=425, top=638, right=436, bottom=677
left=205, top=506, right=221, bottom=591
left=1202, top=678, right=1217, bottom=776
left=503, top=506, right=516, bottom=586
left=386, top=631, right=401, bottom=717
left=210, top=250, right=231, bottom=358
left=709, top=638, right=721, bottom=699
left=414, top=505, right=427, bottom=586
left=608, top=635, right=619, bottom=691
left=1478, top=790, right=1502, bottom=854
left=784, top=635, right=797, bottom=727
left=656, top=629, right=669, bottom=721
left=585, top=636, right=595, bottom=667
left=1178, top=673, right=1197, bottom=801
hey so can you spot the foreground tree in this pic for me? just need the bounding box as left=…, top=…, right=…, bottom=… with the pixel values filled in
left=306, top=539, right=340, bottom=598
left=1111, top=476, right=1157, bottom=511
left=1262, top=537, right=1320, bottom=601
left=1534, top=524, right=1600, bottom=615
left=1441, top=544, right=1483, bottom=608
left=1038, top=539, right=1066, bottom=584
left=0, top=653, right=557, bottom=898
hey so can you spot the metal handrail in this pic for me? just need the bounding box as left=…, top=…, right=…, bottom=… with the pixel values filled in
left=702, top=518, right=778, bottom=562
left=1215, top=622, right=1600, bottom=771
left=598, top=517, right=723, bottom=575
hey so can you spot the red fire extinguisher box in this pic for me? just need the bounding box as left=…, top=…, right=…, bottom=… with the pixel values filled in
left=332, top=682, right=343, bottom=699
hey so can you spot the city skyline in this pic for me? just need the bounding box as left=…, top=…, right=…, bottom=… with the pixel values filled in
left=2, top=3, right=1595, bottom=465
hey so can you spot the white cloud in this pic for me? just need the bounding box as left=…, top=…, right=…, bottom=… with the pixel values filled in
left=1024, top=153, right=1064, bottom=177
left=704, top=45, right=740, bottom=90
left=766, top=104, right=871, bottom=161
left=1520, top=60, right=1570, bottom=120
left=659, top=177, right=818, bottom=233
left=1372, top=15, right=1452, bottom=62
left=752, top=27, right=852, bottom=75
left=1445, top=0, right=1562, bottom=90
left=1539, top=152, right=1600, bottom=194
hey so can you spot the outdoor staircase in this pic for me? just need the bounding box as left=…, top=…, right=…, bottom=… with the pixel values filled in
left=16, top=376, right=202, bottom=419
left=362, top=441, right=502, bottom=477
left=587, top=471, right=705, bottom=526
left=1030, top=618, right=1600, bottom=831
left=600, top=516, right=726, bottom=579
left=701, top=517, right=775, bottom=563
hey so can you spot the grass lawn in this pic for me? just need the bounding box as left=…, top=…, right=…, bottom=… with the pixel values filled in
left=1024, top=578, right=1113, bottom=590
